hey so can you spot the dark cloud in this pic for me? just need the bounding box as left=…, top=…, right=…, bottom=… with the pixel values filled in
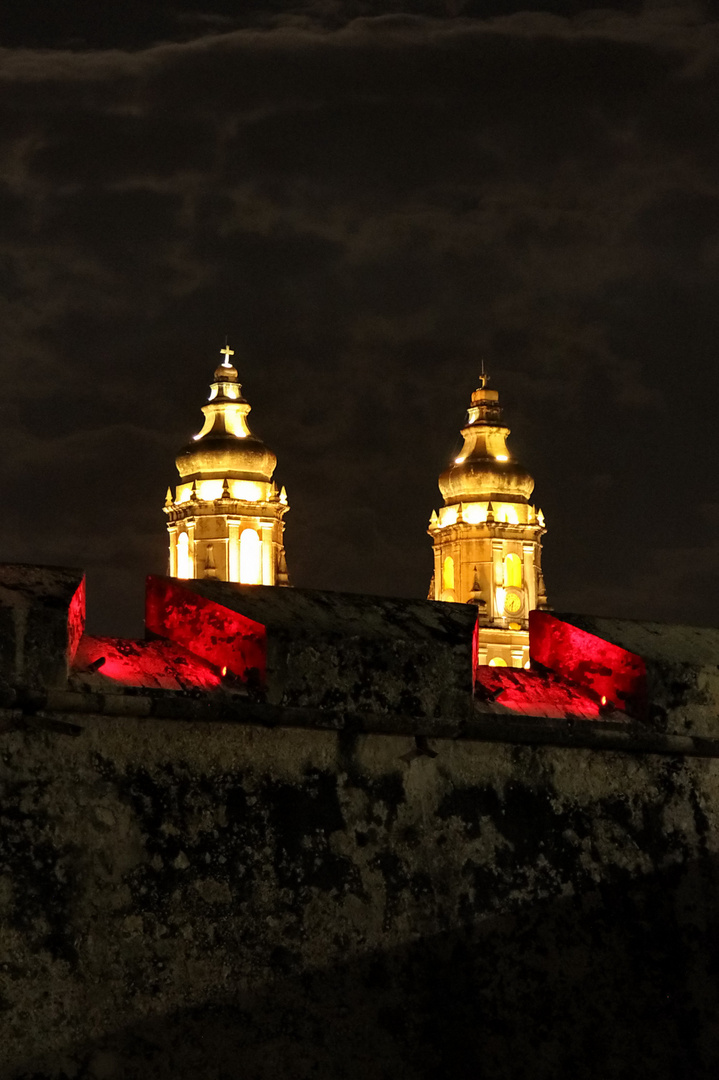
left=0, top=3, right=654, bottom=52
left=1, top=6, right=718, bottom=633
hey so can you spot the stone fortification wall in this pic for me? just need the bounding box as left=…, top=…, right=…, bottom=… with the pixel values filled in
left=2, top=565, right=719, bottom=1079
left=3, top=710, right=719, bottom=1080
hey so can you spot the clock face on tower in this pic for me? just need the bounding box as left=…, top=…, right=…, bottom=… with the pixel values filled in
left=503, top=588, right=524, bottom=616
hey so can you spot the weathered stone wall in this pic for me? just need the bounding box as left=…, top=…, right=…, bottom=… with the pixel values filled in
left=3, top=713, right=719, bottom=1079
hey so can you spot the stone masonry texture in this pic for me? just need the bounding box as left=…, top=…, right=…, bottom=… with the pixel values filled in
left=2, top=712, right=719, bottom=1079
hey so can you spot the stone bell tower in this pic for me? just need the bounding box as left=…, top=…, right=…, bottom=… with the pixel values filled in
left=164, top=343, right=289, bottom=586
left=428, top=367, right=547, bottom=668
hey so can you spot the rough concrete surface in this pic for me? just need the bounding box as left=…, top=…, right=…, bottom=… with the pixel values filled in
left=2, top=715, right=719, bottom=1079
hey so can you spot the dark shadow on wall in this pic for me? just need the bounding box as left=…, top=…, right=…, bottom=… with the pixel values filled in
left=13, top=853, right=719, bottom=1080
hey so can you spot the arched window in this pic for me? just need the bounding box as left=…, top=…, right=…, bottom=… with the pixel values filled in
left=228, top=528, right=240, bottom=582
left=504, top=552, right=522, bottom=588
left=239, top=528, right=262, bottom=585
left=443, top=556, right=455, bottom=592
left=176, top=532, right=193, bottom=579
left=488, top=657, right=507, bottom=667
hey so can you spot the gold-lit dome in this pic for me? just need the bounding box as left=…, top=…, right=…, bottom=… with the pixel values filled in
left=165, top=342, right=290, bottom=588
left=175, top=348, right=277, bottom=484
left=428, top=364, right=548, bottom=670
left=438, top=379, right=534, bottom=505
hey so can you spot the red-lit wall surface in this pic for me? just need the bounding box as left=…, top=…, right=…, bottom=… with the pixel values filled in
left=72, top=635, right=223, bottom=691
left=474, top=665, right=626, bottom=721
left=145, top=576, right=267, bottom=686
left=72, top=579, right=644, bottom=718
left=66, top=577, right=86, bottom=665
left=529, top=610, right=647, bottom=716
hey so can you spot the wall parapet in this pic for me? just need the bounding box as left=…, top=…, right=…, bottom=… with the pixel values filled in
left=0, top=564, right=718, bottom=752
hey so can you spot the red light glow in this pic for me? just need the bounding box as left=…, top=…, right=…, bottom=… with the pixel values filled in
left=475, top=665, right=611, bottom=720
left=471, top=615, right=479, bottom=682
left=145, top=576, right=267, bottom=686
left=66, top=577, right=86, bottom=665
left=73, top=634, right=223, bottom=690
left=529, top=611, right=646, bottom=716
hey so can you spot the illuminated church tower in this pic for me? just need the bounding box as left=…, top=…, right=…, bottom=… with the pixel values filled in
left=164, top=344, right=289, bottom=585
left=428, top=369, right=547, bottom=668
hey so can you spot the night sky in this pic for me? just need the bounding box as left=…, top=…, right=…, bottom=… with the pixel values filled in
left=2, top=2, right=719, bottom=637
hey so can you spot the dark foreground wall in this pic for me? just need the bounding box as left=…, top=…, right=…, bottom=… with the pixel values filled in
left=3, top=714, right=719, bottom=1080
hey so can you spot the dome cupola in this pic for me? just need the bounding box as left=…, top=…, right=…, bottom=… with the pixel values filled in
left=439, top=376, right=534, bottom=505
left=176, top=346, right=277, bottom=484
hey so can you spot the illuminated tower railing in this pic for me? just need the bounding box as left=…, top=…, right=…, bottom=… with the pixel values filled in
left=164, top=344, right=290, bottom=586
left=428, top=367, right=547, bottom=668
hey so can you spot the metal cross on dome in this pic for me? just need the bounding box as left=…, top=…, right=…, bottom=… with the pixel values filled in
left=220, top=339, right=234, bottom=367
left=479, top=358, right=490, bottom=389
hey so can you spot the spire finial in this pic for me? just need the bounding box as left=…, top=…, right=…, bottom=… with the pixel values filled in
left=479, top=358, right=489, bottom=390
left=220, top=336, right=234, bottom=368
